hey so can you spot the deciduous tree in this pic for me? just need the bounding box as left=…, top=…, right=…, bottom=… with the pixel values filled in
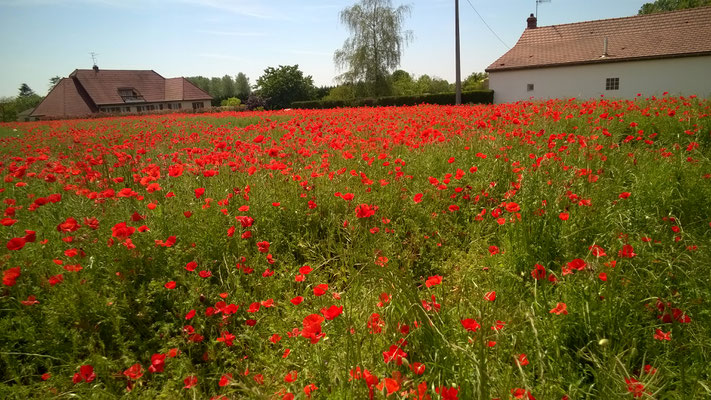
left=18, top=83, right=35, bottom=97
left=334, top=0, right=412, bottom=97
left=235, top=72, right=251, bottom=101
left=639, top=0, right=711, bottom=14
left=255, top=65, right=315, bottom=110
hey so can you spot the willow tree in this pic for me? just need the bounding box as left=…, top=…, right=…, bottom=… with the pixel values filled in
left=334, top=0, right=412, bottom=97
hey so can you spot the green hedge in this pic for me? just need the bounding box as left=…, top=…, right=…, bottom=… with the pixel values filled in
left=291, top=90, right=493, bottom=109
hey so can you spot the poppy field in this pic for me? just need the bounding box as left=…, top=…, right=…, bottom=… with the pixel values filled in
left=1, top=96, right=710, bottom=399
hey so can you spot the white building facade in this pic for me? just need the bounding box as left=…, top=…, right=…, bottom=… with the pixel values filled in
left=487, top=8, right=711, bottom=104
left=490, top=55, right=711, bottom=104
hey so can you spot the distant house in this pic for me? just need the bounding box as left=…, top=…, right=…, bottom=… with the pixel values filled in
left=17, top=107, right=36, bottom=122
left=486, top=7, right=711, bottom=104
left=31, top=67, right=212, bottom=119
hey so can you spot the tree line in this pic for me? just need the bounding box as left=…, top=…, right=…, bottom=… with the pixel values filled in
left=0, top=84, right=44, bottom=122
left=638, top=0, right=711, bottom=14
left=189, top=66, right=488, bottom=111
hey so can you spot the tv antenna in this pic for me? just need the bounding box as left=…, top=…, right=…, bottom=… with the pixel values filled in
left=90, top=52, right=99, bottom=66
left=536, top=0, right=551, bottom=18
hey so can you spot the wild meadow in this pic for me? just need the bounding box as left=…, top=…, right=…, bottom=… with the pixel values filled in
left=0, top=96, right=709, bottom=399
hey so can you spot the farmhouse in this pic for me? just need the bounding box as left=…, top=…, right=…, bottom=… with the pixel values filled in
left=31, top=67, right=212, bottom=119
left=486, top=7, right=711, bottom=104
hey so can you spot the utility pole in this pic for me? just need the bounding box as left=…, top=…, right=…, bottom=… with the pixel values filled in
left=455, top=0, right=461, bottom=105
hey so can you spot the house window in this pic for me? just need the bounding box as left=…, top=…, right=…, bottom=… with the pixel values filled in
left=605, top=78, right=619, bottom=90
left=192, top=102, right=204, bottom=109
left=118, top=88, right=145, bottom=102
left=527, top=83, right=534, bottom=92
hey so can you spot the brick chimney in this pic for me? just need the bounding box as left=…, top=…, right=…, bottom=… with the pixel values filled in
left=527, top=13, right=537, bottom=29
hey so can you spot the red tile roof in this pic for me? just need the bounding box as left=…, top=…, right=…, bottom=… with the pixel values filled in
left=487, top=6, right=711, bottom=72
left=71, top=69, right=167, bottom=105
left=31, top=78, right=96, bottom=118
left=165, top=78, right=213, bottom=102
left=31, top=69, right=212, bottom=118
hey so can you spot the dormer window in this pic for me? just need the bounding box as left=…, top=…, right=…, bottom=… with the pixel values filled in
left=118, top=88, right=144, bottom=102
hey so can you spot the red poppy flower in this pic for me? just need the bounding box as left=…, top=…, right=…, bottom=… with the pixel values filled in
left=183, top=375, right=197, bottom=389
left=505, top=202, right=521, bottom=212
left=313, top=284, right=328, bottom=296
left=57, top=217, right=80, bottom=233
left=320, top=305, right=343, bottom=320
left=625, top=377, right=648, bottom=398
left=425, top=275, right=442, bottom=288
left=654, top=329, right=671, bottom=341
left=6, top=237, right=26, bottom=251
left=1, top=217, right=17, bottom=226
left=284, top=370, right=298, bottom=383
left=73, top=364, right=96, bottom=384
left=219, top=373, right=232, bottom=387
left=256, top=241, right=270, bottom=253
left=618, top=244, right=637, bottom=258
left=460, top=318, right=480, bottom=332
left=550, top=302, right=568, bottom=315
left=48, top=274, right=64, bottom=286
left=589, top=244, right=607, bottom=257
left=236, top=215, right=254, bottom=228
left=410, top=362, right=426, bottom=375
left=435, top=386, right=459, bottom=400
left=291, top=296, right=304, bottom=305
left=484, top=291, right=496, bottom=301
left=216, top=330, right=236, bottom=346
left=531, top=264, right=546, bottom=280
left=20, top=295, right=39, bottom=306
left=164, top=281, right=176, bottom=289
left=511, top=388, right=536, bottom=400
left=194, top=188, right=205, bottom=198
left=355, top=204, right=375, bottom=218
left=111, top=222, right=135, bottom=240
left=123, top=363, right=143, bottom=380
left=382, top=344, right=407, bottom=366
left=3, top=267, right=21, bottom=286
left=517, top=354, right=529, bottom=366
left=301, top=314, right=325, bottom=344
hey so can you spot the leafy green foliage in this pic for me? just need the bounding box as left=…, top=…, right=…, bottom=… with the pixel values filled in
left=255, top=65, right=316, bottom=110
left=292, top=90, right=494, bottom=108
left=220, top=97, right=241, bottom=107
left=463, top=72, right=489, bottom=91
left=234, top=72, right=251, bottom=101
left=334, top=0, right=412, bottom=97
left=639, top=0, right=711, bottom=14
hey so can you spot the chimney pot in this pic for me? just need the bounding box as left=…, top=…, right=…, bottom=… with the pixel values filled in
left=527, top=13, right=537, bottom=29
left=93, top=65, right=99, bottom=73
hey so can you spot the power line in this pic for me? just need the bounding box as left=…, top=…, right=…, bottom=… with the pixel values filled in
left=463, top=0, right=510, bottom=49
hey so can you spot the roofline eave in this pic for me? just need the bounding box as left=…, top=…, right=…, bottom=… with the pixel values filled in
left=486, top=51, right=711, bottom=73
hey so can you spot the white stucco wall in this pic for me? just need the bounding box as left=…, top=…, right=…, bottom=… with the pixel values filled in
left=489, top=55, right=711, bottom=104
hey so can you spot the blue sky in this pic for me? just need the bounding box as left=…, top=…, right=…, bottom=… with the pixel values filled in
left=0, top=0, right=644, bottom=98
